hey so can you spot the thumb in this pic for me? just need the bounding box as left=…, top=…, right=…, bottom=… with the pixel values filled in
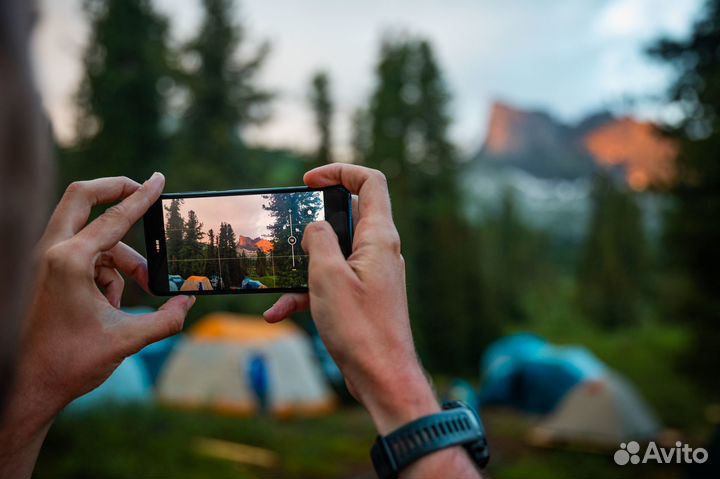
left=302, top=221, right=353, bottom=290
left=123, top=295, right=195, bottom=348
left=302, top=221, right=346, bottom=262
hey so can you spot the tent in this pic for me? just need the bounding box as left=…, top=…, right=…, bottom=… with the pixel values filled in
left=66, top=355, right=152, bottom=412
left=529, top=372, right=661, bottom=447
left=169, top=275, right=184, bottom=291
left=157, top=313, right=335, bottom=417
left=180, top=275, right=213, bottom=291
left=480, top=333, right=661, bottom=447
left=66, top=307, right=168, bottom=412
left=135, top=336, right=180, bottom=386
left=480, top=334, right=606, bottom=414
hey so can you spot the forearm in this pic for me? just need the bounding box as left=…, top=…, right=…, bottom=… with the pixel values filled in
left=0, top=418, right=52, bottom=479
left=360, top=367, right=482, bottom=479
left=0, top=362, right=62, bottom=479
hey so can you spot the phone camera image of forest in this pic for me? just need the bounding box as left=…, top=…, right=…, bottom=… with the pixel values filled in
left=163, top=191, right=324, bottom=291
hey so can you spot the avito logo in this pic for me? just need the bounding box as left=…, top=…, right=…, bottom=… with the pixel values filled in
left=614, top=441, right=708, bottom=466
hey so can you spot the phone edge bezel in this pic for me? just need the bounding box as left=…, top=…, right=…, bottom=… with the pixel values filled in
left=144, top=185, right=352, bottom=296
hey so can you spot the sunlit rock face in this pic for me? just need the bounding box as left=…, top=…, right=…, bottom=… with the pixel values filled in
left=465, top=101, right=672, bottom=242
left=478, top=101, right=677, bottom=190
left=236, top=235, right=274, bottom=254
left=584, top=119, right=677, bottom=191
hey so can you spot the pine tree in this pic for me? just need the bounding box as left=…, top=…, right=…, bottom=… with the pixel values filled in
left=362, top=36, right=499, bottom=372
left=205, top=228, right=217, bottom=279
left=164, top=198, right=185, bottom=274
left=479, top=189, right=549, bottom=324
left=256, top=248, right=268, bottom=277
left=650, top=0, right=720, bottom=396
left=577, top=173, right=646, bottom=328
left=173, top=0, right=272, bottom=189
left=181, top=210, right=205, bottom=277
left=308, top=71, right=333, bottom=166
left=365, top=37, right=412, bottom=178
left=64, top=0, right=172, bottom=183
left=217, top=223, right=240, bottom=287
left=239, top=250, right=249, bottom=277
left=350, top=107, right=370, bottom=164
left=262, top=191, right=322, bottom=286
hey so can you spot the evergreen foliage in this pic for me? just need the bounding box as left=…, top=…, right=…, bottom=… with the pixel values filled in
left=308, top=71, right=333, bottom=167
left=650, top=0, right=720, bottom=396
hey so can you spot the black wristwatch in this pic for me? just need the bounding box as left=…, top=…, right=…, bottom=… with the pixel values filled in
left=370, top=401, right=490, bottom=478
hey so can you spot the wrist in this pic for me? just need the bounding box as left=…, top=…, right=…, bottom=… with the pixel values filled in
left=1, top=356, right=64, bottom=440
left=356, top=362, right=440, bottom=435
left=0, top=359, right=63, bottom=478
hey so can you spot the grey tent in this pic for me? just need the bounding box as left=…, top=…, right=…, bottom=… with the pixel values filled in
left=529, top=372, right=660, bottom=448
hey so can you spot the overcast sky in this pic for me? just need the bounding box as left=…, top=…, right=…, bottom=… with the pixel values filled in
left=169, top=192, right=323, bottom=240
left=172, top=194, right=272, bottom=240
left=33, top=0, right=703, bottom=159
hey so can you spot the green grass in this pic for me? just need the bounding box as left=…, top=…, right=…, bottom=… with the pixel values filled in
left=35, top=406, right=377, bottom=479
left=255, top=275, right=278, bottom=287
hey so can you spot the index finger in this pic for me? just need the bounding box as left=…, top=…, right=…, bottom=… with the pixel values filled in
left=45, top=176, right=142, bottom=243
left=76, top=172, right=165, bottom=252
left=303, top=164, right=393, bottom=222
left=97, top=242, right=150, bottom=293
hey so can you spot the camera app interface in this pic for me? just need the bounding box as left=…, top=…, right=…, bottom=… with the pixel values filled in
left=162, top=191, right=324, bottom=292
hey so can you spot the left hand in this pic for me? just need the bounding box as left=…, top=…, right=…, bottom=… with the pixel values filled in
left=23, top=173, right=195, bottom=407
left=1, top=173, right=195, bottom=479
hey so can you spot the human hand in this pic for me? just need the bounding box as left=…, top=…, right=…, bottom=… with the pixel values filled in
left=0, top=173, right=195, bottom=478
left=264, top=164, right=440, bottom=434
left=23, top=173, right=195, bottom=407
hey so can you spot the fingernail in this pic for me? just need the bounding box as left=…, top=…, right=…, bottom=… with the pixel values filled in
left=146, top=172, right=163, bottom=183
left=187, top=295, right=196, bottom=307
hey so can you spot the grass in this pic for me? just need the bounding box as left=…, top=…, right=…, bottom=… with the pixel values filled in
left=255, top=275, right=279, bottom=287
left=36, top=401, right=696, bottom=479
left=36, top=405, right=377, bottom=479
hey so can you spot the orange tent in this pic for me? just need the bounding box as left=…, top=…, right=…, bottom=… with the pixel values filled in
left=157, top=313, right=335, bottom=417
left=180, top=275, right=213, bottom=291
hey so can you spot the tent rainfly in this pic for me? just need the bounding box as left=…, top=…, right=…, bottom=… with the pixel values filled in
left=157, top=313, right=335, bottom=417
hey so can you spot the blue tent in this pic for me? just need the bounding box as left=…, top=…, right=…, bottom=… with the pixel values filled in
left=66, top=307, right=180, bottom=412
left=66, top=355, right=152, bottom=412
left=124, top=307, right=180, bottom=386
left=135, top=336, right=180, bottom=386
left=479, top=334, right=606, bottom=414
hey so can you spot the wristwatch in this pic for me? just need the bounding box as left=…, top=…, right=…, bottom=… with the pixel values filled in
left=370, top=401, right=490, bottom=478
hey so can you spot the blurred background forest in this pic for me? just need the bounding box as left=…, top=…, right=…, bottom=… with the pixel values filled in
left=31, top=0, right=719, bottom=477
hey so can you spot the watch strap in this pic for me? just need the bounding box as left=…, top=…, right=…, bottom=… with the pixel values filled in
left=370, top=405, right=484, bottom=479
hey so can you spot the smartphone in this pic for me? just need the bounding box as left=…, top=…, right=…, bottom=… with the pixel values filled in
left=143, top=185, right=352, bottom=295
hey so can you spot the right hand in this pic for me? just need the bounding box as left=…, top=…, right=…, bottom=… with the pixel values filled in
left=264, top=164, right=440, bottom=433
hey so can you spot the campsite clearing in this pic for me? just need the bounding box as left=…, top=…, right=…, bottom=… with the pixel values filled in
left=36, top=404, right=691, bottom=479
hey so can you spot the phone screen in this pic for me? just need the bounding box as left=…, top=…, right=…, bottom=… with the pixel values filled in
left=145, top=187, right=351, bottom=295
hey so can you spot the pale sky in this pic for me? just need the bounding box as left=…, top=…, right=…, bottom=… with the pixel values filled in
left=32, top=0, right=703, bottom=160
left=170, top=194, right=271, bottom=240
left=168, top=192, right=323, bottom=240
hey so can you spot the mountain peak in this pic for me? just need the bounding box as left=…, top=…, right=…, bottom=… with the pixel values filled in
left=584, top=118, right=677, bottom=190
left=477, top=101, right=677, bottom=188
left=236, top=234, right=275, bottom=254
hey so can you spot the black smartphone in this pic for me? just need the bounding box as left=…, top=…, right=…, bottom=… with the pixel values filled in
left=143, top=185, right=352, bottom=295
